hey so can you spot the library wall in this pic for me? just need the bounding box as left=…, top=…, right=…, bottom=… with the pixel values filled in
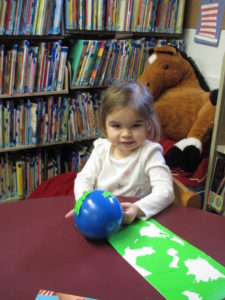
left=183, top=0, right=225, bottom=89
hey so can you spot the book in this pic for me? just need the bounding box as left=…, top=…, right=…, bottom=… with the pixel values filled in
left=117, top=0, right=127, bottom=31
left=76, top=40, right=92, bottom=85
left=16, top=160, right=24, bottom=198
left=175, top=0, right=185, bottom=33
left=0, top=0, right=7, bottom=35
left=131, top=0, right=141, bottom=31
left=29, top=0, right=38, bottom=34
left=86, top=0, right=93, bottom=30
left=81, top=40, right=100, bottom=85
left=52, top=0, right=63, bottom=34
left=14, top=46, right=22, bottom=93
left=9, top=44, right=18, bottom=94
left=19, top=40, right=30, bottom=93
left=6, top=0, right=17, bottom=35
left=0, top=100, right=3, bottom=148
left=32, top=0, right=40, bottom=34
left=89, top=40, right=105, bottom=85
left=56, top=46, right=68, bottom=91
left=69, top=40, right=86, bottom=85
left=0, top=44, right=4, bottom=94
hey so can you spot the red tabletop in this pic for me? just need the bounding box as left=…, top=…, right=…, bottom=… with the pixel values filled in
left=0, top=196, right=224, bottom=300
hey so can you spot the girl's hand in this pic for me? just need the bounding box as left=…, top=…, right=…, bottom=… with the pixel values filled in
left=121, top=202, right=140, bottom=224
left=65, top=191, right=87, bottom=219
left=65, top=209, right=74, bottom=219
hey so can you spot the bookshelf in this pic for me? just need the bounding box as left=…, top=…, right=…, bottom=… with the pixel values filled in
left=203, top=52, right=225, bottom=216
left=0, top=0, right=71, bottom=203
left=0, top=0, right=186, bottom=203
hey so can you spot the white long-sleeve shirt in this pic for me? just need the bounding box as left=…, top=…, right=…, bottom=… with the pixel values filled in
left=74, top=138, right=174, bottom=219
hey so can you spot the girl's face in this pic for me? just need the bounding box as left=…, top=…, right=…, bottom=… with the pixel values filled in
left=105, top=106, right=148, bottom=158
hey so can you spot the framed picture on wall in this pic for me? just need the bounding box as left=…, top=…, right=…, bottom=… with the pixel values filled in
left=194, top=0, right=225, bottom=46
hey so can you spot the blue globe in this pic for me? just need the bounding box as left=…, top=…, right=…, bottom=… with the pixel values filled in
left=74, top=190, right=123, bottom=239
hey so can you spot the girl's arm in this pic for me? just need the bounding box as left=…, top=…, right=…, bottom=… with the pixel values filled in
left=135, top=145, right=174, bottom=220
left=65, top=139, right=106, bottom=219
left=74, top=139, right=105, bottom=200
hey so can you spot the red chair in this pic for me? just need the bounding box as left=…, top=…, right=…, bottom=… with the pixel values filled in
left=27, top=172, right=77, bottom=199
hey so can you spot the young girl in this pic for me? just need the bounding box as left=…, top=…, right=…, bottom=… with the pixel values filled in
left=66, top=81, right=174, bottom=223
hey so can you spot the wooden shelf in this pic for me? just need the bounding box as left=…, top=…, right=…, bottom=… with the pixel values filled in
left=0, top=136, right=99, bottom=153
left=0, top=34, right=65, bottom=41
left=65, top=30, right=183, bottom=40
left=0, top=196, right=24, bottom=204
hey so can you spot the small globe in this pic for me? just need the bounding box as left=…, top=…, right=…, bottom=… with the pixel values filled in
left=74, top=190, right=123, bottom=239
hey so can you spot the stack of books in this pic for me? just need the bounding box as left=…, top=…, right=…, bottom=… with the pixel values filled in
left=0, top=41, right=68, bottom=95
left=0, top=92, right=102, bottom=150
left=0, top=143, right=91, bottom=201
left=69, top=37, right=184, bottom=87
left=0, top=0, right=63, bottom=35
left=65, top=0, right=185, bottom=33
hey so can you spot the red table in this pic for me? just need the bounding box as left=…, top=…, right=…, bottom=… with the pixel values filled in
left=0, top=196, right=224, bottom=300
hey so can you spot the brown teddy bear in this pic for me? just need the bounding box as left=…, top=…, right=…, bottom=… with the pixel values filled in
left=138, top=45, right=217, bottom=172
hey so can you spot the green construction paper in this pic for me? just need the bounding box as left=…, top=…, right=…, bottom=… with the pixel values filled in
left=108, top=219, right=225, bottom=300
left=74, top=190, right=92, bottom=215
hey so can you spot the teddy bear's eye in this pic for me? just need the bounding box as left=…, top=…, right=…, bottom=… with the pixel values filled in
left=147, top=82, right=150, bottom=87
left=164, top=64, right=169, bottom=70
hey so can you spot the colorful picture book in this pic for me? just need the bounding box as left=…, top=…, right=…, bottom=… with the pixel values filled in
left=35, top=289, right=96, bottom=299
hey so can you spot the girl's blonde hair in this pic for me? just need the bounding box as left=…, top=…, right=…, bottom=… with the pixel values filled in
left=101, top=81, right=161, bottom=140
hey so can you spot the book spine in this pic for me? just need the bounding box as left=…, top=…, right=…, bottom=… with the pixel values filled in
left=0, top=45, right=4, bottom=94
left=16, top=161, right=24, bottom=198
left=32, top=0, right=40, bottom=34
left=6, top=0, right=17, bottom=35
left=14, top=46, right=23, bottom=94
left=48, top=46, right=56, bottom=91
left=44, top=54, right=51, bottom=91
left=9, top=44, right=18, bottom=95
left=24, top=0, right=33, bottom=34
left=40, top=44, right=48, bottom=91
left=0, top=100, right=3, bottom=148
left=0, top=0, right=8, bottom=35
left=89, top=40, right=105, bottom=85
left=30, top=0, right=39, bottom=35
left=19, top=40, right=30, bottom=94
left=56, top=46, right=68, bottom=91
left=52, top=0, right=63, bottom=34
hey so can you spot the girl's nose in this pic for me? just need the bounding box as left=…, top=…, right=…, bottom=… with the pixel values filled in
left=122, top=128, right=131, bottom=137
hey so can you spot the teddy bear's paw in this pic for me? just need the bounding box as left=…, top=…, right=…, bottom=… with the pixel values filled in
left=165, top=146, right=182, bottom=169
left=180, top=146, right=201, bottom=173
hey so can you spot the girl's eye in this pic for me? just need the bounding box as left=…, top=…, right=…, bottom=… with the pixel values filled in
left=133, top=124, right=141, bottom=128
left=112, top=124, right=120, bottom=128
